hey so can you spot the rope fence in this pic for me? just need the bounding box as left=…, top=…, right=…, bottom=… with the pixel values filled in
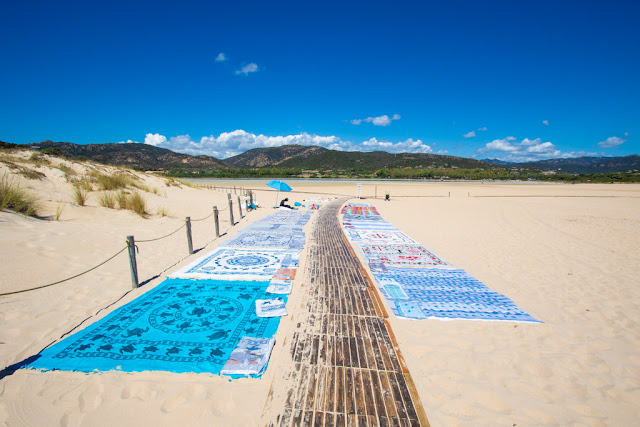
left=1, top=191, right=253, bottom=297
left=0, top=246, right=129, bottom=297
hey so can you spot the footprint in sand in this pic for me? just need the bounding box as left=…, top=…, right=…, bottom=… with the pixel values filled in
left=121, top=383, right=159, bottom=401
left=78, top=382, right=104, bottom=412
left=160, top=385, right=206, bottom=413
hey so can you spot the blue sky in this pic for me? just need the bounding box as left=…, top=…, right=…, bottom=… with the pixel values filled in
left=1, top=0, right=638, bottom=161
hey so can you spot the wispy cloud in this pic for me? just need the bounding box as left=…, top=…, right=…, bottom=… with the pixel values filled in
left=598, top=136, right=626, bottom=148
left=477, top=127, right=487, bottom=132
left=462, top=131, right=476, bottom=138
left=624, top=132, right=629, bottom=137
left=215, top=52, right=227, bottom=62
left=126, top=130, right=432, bottom=159
left=351, top=114, right=401, bottom=127
left=235, top=63, right=258, bottom=75
left=477, top=136, right=595, bottom=162
left=542, top=120, right=550, bottom=126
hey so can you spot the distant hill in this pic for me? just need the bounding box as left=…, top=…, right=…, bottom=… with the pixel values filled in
left=483, top=155, right=640, bottom=174
left=226, top=144, right=499, bottom=171
left=225, top=145, right=328, bottom=168
left=25, top=141, right=230, bottom=170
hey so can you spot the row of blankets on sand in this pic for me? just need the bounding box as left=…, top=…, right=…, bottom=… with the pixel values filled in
left=341, top=203, right=540, bottom=323
left=28, top=209, right=314, bottom=376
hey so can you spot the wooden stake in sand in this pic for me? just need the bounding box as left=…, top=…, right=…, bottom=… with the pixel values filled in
left=228, top=193, right=234, bottom=225
left=185, top=217, right=193, bottom=254
left=126, top=235, right=139, bottom=289
left=213, top=206, right=220, bottom=238
left=237, top=196, right=243, bottom=218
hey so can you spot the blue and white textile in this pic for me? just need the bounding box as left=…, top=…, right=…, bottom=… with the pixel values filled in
left=171, top=248, right=291, bottom=281
left=374, top=268, right=540, bottom=322
left=222, top=231, right=306, bottom=250
left=345, top=230, right=416, bottom=244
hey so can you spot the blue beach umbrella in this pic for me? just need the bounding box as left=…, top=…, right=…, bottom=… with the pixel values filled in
left=267, top=180, right=292, bottom=207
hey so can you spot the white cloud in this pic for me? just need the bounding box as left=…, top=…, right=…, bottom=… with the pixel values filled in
left=598, top=136, right=626, bottom=148
left=462, top=131, right=476, bottom=138
left=351, top=114, right=401, bottom=127
left=542, top=120, right=550, bottom=126
left=144, top=133, right=167, bottom=146
left=477, top=127, right=488, bottom=132
left=235, top=63, right=258, bottom=75
left=117, top=139, right=138, bottom=144
left=360, top=137, right=432, bottom=154
left=139, top=130, right=432, bottom=159
left=215, top=52, right=227, bottom=62
left=477, top=136, right=593, bottom=162
left=624, top=132, right=629, bottom=137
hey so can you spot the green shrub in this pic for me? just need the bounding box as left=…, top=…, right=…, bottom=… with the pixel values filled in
left=0, top=173, right=40, bottom=216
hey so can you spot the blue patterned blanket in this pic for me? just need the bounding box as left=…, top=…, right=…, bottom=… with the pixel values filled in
left=221, top=231, right=306, bottom=250
left=373, top=268, right=540, bottom=322
left=27, top=278, right=285, bottom=374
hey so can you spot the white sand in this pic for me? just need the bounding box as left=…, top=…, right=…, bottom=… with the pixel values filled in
left=2, top=156, right=639, bottom=425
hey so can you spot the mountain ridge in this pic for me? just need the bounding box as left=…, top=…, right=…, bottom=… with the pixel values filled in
left=483, top=155, right=640, bottom=174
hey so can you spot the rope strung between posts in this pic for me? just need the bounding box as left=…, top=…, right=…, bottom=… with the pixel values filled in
left=190, top=210, right=214, bottom=222
left=0, top=246, right=129, bottom=297
left=136, top=223, right=185, bottom=243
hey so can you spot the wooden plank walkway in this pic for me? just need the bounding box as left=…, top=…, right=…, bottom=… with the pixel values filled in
left=266, top=199, right=430, bottom=426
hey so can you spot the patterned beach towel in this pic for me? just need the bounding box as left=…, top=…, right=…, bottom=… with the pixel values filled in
left=345, top=230, right=416, bottom=244
left=171, top=248, right=291, bottom=281
left=27, top=278, right=285, bottom=374
left=342, top=214, right=386, bottom=222
left=357, top=243, right=452, bottom=268
left=221, top=231, right=306, bottom=250
left=373, top=268, right=540, bottom=322
left=342, top=221, right=398, bottom=230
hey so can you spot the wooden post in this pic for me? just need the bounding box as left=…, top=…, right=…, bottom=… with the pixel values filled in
left=213, top=206, right=219, bottom=237
left=185, top=217, right=193, bottom=254
left=228, top=193, right=234, bottom=225
left=249, top=191, right=253, bottom=206
left=237, top=195, right=243, bottom=218
left=126, top=235, right=139, bottom=289
left=233, top=185, right=236, bottom=194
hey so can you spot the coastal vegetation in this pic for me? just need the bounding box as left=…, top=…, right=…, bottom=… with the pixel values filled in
left=0, top=173, right=40, bottom=216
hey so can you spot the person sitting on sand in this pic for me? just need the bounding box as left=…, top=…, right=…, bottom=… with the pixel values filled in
left=280, top=198, right=292, bottom=208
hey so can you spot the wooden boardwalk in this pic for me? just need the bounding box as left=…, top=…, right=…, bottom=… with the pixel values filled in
left=266, top=199, right=430, bottom=426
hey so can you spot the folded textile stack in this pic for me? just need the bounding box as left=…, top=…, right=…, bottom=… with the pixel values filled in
left=340, top=202, right=540, bottom=323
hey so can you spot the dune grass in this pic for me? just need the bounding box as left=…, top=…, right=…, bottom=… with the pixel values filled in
left=55, top=203, right=65, bottom=221
left=128, top=191, right=147, bottom=216
left=91, top=171, right=136, bottom=191
left=55, top=163, right=76, bottom=181
left=115, top=190, right=129, bottom=210
left=156, top=206, right=171, bottom=217
left=97, top=191, right=116, bottom=208
left=0, top=173, right=40, bottom=216
left=72, top=185, right=89, bottom=206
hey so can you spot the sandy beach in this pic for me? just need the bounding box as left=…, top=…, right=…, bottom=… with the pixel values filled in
left=2, top=155, right=640, bottom=425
